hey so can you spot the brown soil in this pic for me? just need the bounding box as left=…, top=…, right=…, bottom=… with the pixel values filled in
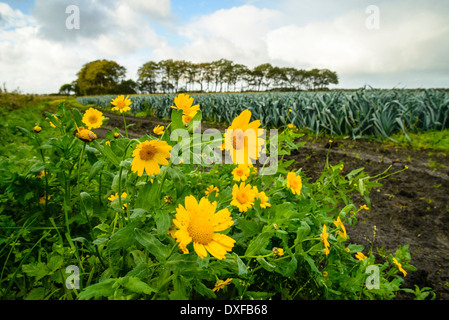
left=96, top=111, right=449, bottom=300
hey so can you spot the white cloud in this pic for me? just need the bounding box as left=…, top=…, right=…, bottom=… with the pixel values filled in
left=265, top=0, right=449, bottom=87
left=159, top=5, right=281, bottom=66
left=1, top=0, right=449, bottom=93
left=0, top=1, right=171, bottom=93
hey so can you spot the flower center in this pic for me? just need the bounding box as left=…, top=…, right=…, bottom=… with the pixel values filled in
left=89, top=116, right=97, bottom=124
left=139, top=144, right=157, bottom=161
left=235, top=168, right=244, bottom=176
left=116, top=101, right=125, bottom=109
left=187, top=214, right=214, bottom=245
left=236, top=191, right=249, bottom=204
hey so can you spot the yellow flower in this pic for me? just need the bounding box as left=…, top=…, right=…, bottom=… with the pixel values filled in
left=392, top=257, right=407, bottom=277
left=33, top=125, right=42, bottom=133
left=286, top=172, right=302, bottom=195
left=37, top=170, right=46, bottom=178
left=224, top=109, right=265, bottom=165
left=213, top=278, right=233, bottom=292
left=333, top=216, right=347, bottom=240
left=323, top=271, right=328, bottom=277
left=253, top=186, right=271, bottom=209
left=153, top=125, right=164, bottom=135
left=171, top=93, right=200, bottom=115
left=105, top=141, right=111, bottom=147
left=321, top=224, right=330, bottom=255
left=355, top=252, right=367, bottom=261
left=205, top=185, right=219, bottom=197
left=173, top=195, right=235, bottom=260
left=82, top=108, right=104, bottom=130
left=339, top=164, right=344, bottom=171
left=232, top=164, right=251, bottom=182
left=74, top=126, right=97, bottom=142
left=182, top=111, right=197, bottom=125
left=231, top=182, right=256, bottom=212
left=131, top=140, right=172, bottom=177
left=111, top=95, right=132, bottom=113
left=113, top=132, right=120, bottom=139
left=360, top=204, right=370, bottom=211
left=108, top=192, right=127, bottom=208
left=49, top=115, right=59, bottom=128
left=272, top=247, right=284, bottom=258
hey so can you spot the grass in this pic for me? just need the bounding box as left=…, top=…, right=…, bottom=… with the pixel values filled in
left=389, top=130, right=449, bottom=155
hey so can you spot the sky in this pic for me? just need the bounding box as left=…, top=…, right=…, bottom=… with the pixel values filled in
left=0, top=0, right=448, bottom=94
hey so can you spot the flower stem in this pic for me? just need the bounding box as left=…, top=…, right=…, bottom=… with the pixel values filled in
left=76, top=142, right=87, bottom=198
left=122, top=113, right=128, bottom=138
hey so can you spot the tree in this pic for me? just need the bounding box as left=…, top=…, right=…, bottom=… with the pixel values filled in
left=137, top=61, right=160, bottom=94
left=76, top=59, right=126, bottom=95
left=251, top=63, right=272, bottom=91
left=59, top=83, right=74, bottom=95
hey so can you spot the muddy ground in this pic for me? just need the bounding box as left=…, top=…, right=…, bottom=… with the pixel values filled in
left=97, top=111, right=449, bottom=300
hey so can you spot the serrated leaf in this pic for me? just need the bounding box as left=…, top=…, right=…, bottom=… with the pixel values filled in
left=22, top=262, right=50, bottom=282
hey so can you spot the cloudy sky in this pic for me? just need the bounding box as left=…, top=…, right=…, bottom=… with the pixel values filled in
left=1, top=0, right=448, bottom=94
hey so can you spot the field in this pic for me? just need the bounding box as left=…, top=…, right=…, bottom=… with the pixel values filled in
left=1, top=90, right=448, bottom=300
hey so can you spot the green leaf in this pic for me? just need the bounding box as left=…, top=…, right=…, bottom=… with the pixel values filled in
left=134, top=228, right=170, bottom=263
left=130, top=208, right=148, bottom=220
left=47, top=255, right=64, bottom=272
left=93, top=140, right=120, bottom=167
left=165, top=166, right=186, bottom=198
left=193, top=281, right=216, bottom=299
left=116, top=276, right=156, bottom=295
left=24, top=287, right=46, bottom=300
left=294, top=221, right=311, bottom=247
left=154, top=209, right=171, bottom=239
left=78, top=279, right=116, bottom=300
left=245, top=232, right=273, bottom=257
left=107, top=223, right=138, bottom=251
left=88, top=160, right=105, bottom=181
left=111, top=170, right=128, bottom=193
left=135, top=179, right=159, bottom=211
left=80, top=192, right=94, bottom=218
left=170, top=109, right=184, bottom=132
left=256, top=257, right=276, bottom=271
left=22, top=262, right=50, bottom=282
left=232, top=253, right=248, bottom=276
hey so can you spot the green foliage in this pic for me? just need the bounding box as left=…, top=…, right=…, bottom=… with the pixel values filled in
left=77, top=89, right=449, bottom=140
left=0, top=96, right=425, bottom=301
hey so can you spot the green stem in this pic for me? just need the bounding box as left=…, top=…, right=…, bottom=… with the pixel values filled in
left=122, top=113, right=128, bottom=138
left=76, top=142, right=87, bottom=198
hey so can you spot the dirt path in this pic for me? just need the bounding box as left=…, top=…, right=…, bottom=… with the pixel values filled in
left=96, top=111, right=449, bottom=299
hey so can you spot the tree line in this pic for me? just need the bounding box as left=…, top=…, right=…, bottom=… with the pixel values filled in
left=60, top=59, right=339, bottom=96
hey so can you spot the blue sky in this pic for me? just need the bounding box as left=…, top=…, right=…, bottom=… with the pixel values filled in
left=1, top=0, right=448, bottom=93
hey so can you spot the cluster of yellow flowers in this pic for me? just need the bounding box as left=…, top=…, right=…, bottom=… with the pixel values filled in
left=57, top=94, right=313, bottom=263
